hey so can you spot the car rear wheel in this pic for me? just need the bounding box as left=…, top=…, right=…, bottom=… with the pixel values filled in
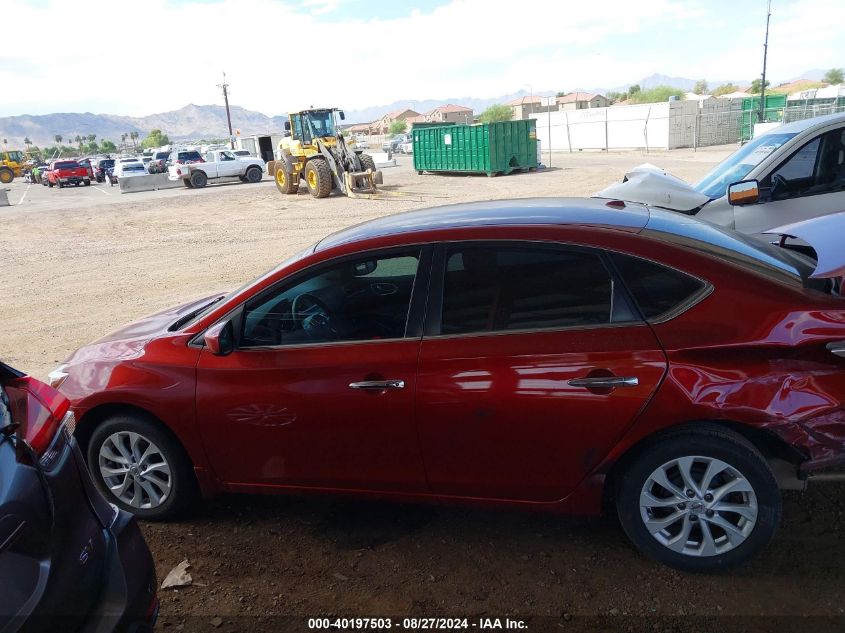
left=245, top=166, right=263, bottom=183
left=189, top=170, right=207, bottom=188
left=87, top=413, right=197, bottom=520
left=616, top=428, right=781, bottom=572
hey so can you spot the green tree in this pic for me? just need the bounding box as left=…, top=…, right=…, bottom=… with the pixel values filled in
left=130, top=131, right=139, bottom=149
left=629, top=85, right=685, bottom=104
left=1, top=138, right=6, bottom=147
left=555, top=91, right=566, bottom=98
left=86, top=134, right=96, bottom=143
left=478, top=104, right=514, bottom=123
left=824, top=68, right=844, bottom=84
left=750, top=78, right=771, bottom=94
left=605, top=91, right=625, bottom=104
left=100, top=139, right=117, bottom=153
left=141, top=129, right=171, bottom=149
left=627, top=84, right=641, bottom=97
left=693, top=79, right=708, bottom=95
left=54, top=134, right=62, bottom=145
left=712, top=82, right=739, bottom=96
left=388, top=120, right=407, bottom=136
left=23, top=136, right=32, bottom=148
left=121, top=133, right=127, bottom=147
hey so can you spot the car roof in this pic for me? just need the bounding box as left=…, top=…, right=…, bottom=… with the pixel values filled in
left=769, top=112, right=845, bottom=135
left=314, top=198, right=650, bottom=251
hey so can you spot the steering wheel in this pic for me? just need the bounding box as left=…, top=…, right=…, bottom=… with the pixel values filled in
left=291, top=293, right=338, bottom=340
left=770, top=173, right=789, bottom=199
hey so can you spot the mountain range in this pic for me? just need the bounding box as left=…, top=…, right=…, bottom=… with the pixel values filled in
left=0, top=69, right=831, bottom=149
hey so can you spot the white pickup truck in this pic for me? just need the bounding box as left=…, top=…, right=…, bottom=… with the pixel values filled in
left=168, top=149, right=265, bottom=188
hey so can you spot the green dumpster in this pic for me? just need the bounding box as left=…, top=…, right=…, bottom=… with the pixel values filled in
left=413, top=120, right=537, bottom=177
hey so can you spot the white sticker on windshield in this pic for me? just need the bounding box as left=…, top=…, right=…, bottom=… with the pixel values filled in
left=745, top=144, right=780, bottom=163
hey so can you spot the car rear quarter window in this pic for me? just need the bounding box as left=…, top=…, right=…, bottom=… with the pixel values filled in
left=440, top=245, right=619, bottom=335
left=610, top=253, right=707, bottom=321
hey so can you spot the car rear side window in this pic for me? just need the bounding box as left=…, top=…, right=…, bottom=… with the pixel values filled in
left=610, top=253, right=706, bottom=321
left=439, top=245, right=618, bottom=335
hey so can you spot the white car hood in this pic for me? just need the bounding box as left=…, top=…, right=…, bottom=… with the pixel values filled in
left=764, top=212, right=845, bottom=279
left=595, top=163, right=711, bottom=212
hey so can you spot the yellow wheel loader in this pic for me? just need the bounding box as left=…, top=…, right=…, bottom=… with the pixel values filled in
left=274, top=108, right=382, bottom=199
left=0, top=150, right=26, bottom=184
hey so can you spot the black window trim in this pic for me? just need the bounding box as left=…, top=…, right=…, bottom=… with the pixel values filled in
left=423, top=239, right=644, bottom=340
left=191, top=244, right=433, bottom=351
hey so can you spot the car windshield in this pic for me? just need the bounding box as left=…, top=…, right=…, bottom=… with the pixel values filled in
left=125, top=164, right=145, bottom=171
left=694, top=132, right=798, bottom=199
left=304, top=111, right=336, bottom=137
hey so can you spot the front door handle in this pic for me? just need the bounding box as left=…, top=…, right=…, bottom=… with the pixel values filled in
left=349, top=379, right=405, bottom=390
left=568, top=376, right=639, bottom=388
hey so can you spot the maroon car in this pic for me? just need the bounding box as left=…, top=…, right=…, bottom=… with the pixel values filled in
left=51, top=199, right=845, bottom=571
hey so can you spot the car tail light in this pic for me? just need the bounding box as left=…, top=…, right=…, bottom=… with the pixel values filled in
left=6, top=376, right=72, bottom=466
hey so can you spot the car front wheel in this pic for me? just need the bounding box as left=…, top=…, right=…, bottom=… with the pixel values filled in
left=86, top=413, right=197, bottom=520
left=616, top=427, right=781, bottom=572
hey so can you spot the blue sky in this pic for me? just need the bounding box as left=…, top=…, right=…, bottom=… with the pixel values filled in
left=2, top=0, right=843, bottom=117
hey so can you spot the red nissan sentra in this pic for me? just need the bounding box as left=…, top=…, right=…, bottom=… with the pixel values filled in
left=49, top=198, right=845, bottom=571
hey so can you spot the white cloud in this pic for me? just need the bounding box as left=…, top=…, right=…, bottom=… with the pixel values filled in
left=1, top=0, right=842, bottom=117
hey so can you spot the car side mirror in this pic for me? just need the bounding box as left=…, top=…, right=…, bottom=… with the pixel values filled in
left=204, top=320, right=234, bottom=356
left=284, top=121, right=291, bottom=131
left=727, top=180, right=760, bottom=206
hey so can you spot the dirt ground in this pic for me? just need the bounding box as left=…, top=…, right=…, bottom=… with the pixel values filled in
left=3, top=147, right=844, bottom=631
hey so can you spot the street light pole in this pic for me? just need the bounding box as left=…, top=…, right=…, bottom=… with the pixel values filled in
left=218, top=72, right=234, bottom=149
left=759, top=0, right=772, bottom=124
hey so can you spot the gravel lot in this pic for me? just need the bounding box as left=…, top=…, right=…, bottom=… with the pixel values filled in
left=3, top=147, right=844, bottom=632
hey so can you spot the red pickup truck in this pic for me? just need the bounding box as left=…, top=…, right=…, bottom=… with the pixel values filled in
left=48, top=160, right=91, bottom=188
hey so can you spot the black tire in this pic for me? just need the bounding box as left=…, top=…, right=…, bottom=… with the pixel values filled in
left=58, top=181, right=64, bottom=188
left=616, top=426, right=781, bottom=572
left=48, top=180, right=55, bottom=188
left=0, top=167, right=13, bottom=184
left=358, top=153, right=376, bottom=172
left=84, top=179, right=91, bottom=186
left=184, top=178, right=194, bottom=189
left=189, top=170, right=207, bottom=188
left=304, top=158, right=332, bottom=198
left=245, top=165, right=263, bottom=183
left=86, top=413, right=198, bottom=520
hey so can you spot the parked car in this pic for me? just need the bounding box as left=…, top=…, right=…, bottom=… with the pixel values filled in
left=47, top=160, right=90, bottom=188
left=169, top=150, right=205, bottom=165
left=597, top=112, right=845, bottom=238
left=148, top=151, right=171, bottom=174
left=382, top=134, right=409, bottom=153
left=400, top=140, right=413, bottom=154
left=77, top=158, right=96, bottom=180
left=110, top=160, right=148, bottom=186
left=1, top=361, right=158, bottom=630
left=51, top=199, right=845, bottom=571
left=94, top=158, right=115, bottom=183
left=40, top=166, right=52, bottom=186
left=168, top=149, right=264, bottom=188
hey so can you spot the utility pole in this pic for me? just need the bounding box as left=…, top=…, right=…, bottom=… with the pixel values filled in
left=759, top=0, right=772, bottom=124
left=218, top=72, right=234, bottom=149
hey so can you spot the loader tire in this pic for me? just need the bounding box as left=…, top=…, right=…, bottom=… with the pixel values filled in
left=305, top=158, right=332, bottom=198
left=358, top=153, right=376, bottom=172
left=275, top=166, right=298, bottom=194
left=0, top=167, right=13, bottom=184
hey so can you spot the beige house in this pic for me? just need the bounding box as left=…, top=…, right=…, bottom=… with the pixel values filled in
left=426, top=104, right=474, bottom=124
left=557, top=92, right=609, bottom=110
left=347, top=122, right=374, bottom=135
left=373, top=108, right=421, bottom=134
left=506, top=95, right=564, bottom=120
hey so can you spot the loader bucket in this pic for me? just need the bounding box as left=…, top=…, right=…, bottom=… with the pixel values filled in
left=343, top=170, right=379, bottom=197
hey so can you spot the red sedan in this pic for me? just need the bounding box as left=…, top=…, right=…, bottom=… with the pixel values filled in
left=49, top=198, right=845, bottom=571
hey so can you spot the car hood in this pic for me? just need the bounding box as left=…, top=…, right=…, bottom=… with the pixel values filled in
left=90, top=293, right=223, bottom=346
left=594, top=163, right=712, bottom=212
left=764, top=212, right=845, bottom=278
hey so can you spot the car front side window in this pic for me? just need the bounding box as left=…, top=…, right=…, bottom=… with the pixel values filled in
left=768, top=128, right=845, bottom=200
left=240, top=250, right=421, bottom=348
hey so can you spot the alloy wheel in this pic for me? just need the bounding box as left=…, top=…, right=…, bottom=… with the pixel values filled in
left=639, top=456, right=758, bottom=557
left=98, top=431, right=172, bottom=509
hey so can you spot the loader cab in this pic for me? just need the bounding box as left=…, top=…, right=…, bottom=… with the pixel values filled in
left=286, top=109, right=345, bottom=146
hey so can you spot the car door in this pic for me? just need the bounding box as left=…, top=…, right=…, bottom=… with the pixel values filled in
left=416, top=242, right=667, bottom=502
left=195, top=247, right=431, bottom=492
left=217, top=150, right=242, bottom=177
left=737, top=126, right=845, bottom=235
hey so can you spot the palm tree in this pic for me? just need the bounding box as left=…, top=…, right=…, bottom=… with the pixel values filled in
left=87, top=134, right=96, bottom=143
left=23, top=136, right=32, bottom=148
left=54, top=134, right=62, bottom=146
left=121, top=133, right=127, bottom=148
left=130, top=131, right=139, bottom=149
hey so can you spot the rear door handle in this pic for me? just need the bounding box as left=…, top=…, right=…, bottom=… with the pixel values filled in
left=568, top=376, right=639, bottom=388
left=349, top=380, right=405, bottom=390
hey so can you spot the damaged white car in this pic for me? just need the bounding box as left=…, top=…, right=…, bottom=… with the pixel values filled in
left=597, top=112, right=845, bottom=238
